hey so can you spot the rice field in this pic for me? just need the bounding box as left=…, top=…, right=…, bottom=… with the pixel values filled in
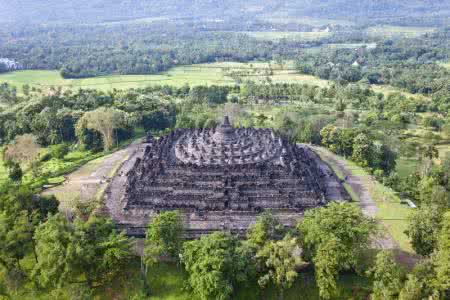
left=366, top=25, right=435, bottom=38
left=371, top=84, right=430, bottom=100
left=0, top=61, right=330, bottom=92
left=240, top=31, right=331, bottom=41
left=262, top=16, right=355, bottom=26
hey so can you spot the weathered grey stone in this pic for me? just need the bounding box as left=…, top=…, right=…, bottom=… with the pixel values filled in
left=105, top=116, right=348, bottom=237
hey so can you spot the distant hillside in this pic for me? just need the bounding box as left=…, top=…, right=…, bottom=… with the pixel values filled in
left=1, top=0, right=449, bottom=26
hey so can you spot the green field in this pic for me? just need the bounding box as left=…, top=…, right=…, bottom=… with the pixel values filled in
left=261, top=16, right=355, bottom=26
left=0, top=61, right=435, bottom=102
left=366, top=25, right=435, bottom=38
left=440, top=61, right=450, bottom=69
left=0, top=62, right=330, bottom=92
left=324, top=43, right=377, bottom=49
left=241, top=31, right=331, bottom=41
left=371, top=84, right=430, bottom=100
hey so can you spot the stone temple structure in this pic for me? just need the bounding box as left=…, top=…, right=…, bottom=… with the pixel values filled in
left=105, top=116, right=348, bottom=237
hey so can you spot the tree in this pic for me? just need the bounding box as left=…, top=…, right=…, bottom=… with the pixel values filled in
left=405, top=205, right=442, bottom=256
left=320, top=125, right=355, bottom=157
left=298, top=202, right=376, bottom=298
left=433, top=211, right=450, bottom=297
left=299, top=202, right=376, bottom=262
left=32, top=213, right=74, bottom=289
left=421, top=144, right=439, bottom=161
left=0, top=184, right=59, bottom=274
left=351, top=133, right=372, bottom=167
left=3, top=134, right=41, bottom=166
left=78, top=107, right=128, bottom=151
left=75, top=119, right=104, bottom=152
left=0, top=210, right=34, bottom=272
left=257, top=235, right=302, bottom=300
left=367, top=250, right=403, bottom=300
left=313, top=237, right=341, bottom=299
left=71, top=216, right=132, bottom=288
left=33, top=215, right=132, bottom=290
left=399, top=260, right=436, bottom=300
left=50, top=144, right=70, bottom=159
left=246, top=211, right=284, bottom=250
left=7, top=162, right=22, bottom=182
left=143, top=211, right=183, bottom=267
left=181, top=232, right=253, bottom=300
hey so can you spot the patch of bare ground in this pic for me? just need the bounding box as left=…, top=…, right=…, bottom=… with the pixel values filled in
left=42, top=140, right=142, bottom=214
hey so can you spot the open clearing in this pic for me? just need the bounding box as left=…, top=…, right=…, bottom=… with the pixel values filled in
left=241, top=31, right=331, bottom=41
left=440, top=61, right=450, bottom=69
left=366, top=25, right=435, bottom=38
left=0, top=62, right=330, bottom=92
left=42, top=144, right=138, bottom=213
left=0, top=61, right=431, bottom=101
left=371, top=84, right=430, bottom=100
left=261, top=16, right=355, bottom=26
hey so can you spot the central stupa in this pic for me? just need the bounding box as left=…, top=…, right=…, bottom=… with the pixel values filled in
left=105, top=117, right=348, bottom=236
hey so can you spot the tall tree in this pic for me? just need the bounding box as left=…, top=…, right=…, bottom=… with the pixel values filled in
left=71, top=216, right=132, bottom=288
left=313, top=237, right=342, bottom=299
left=33, top=214, right=132, bottom=290
left=298, top=202, right=376, bottom=298
left=367, top=250, right=403, bottom=300
left=143, top=210, right=183, bottom=267
left=405, top=205, right=442, bottom=256
left=78, top=107, right=128, bottom=151
left=433, top=211, right=450, bottom=297
left=257, top=235, right=302, bottom=300
left=3, top=134, right=41, bottom=166
left=32, top=213, right=73, bottom=290
left=246, top=211, right=284, bottom=250
left=181, top=232, right=253, bottom=300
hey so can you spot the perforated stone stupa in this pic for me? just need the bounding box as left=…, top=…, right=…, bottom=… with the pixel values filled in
left=105, top=116, right=348, bottom=236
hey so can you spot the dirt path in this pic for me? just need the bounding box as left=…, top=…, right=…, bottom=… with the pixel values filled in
left=309, top=146, right=398, bottom=250
left=43, top=140, right=142, bottom=213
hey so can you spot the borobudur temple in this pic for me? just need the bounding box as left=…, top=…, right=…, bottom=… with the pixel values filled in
left=105, top=116, right=349, bottom=236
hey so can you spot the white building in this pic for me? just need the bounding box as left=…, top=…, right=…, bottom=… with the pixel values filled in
left=0, top=58, right=22, bottom=71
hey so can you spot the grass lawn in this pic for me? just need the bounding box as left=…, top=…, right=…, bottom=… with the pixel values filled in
left=119, top=261, right=371, bottom=300
left=312, top=147, right=413, bottom=253
left=366, top=25, right=435, bottom=38
left=395, top=157, right=419, bottom=178
left=340, top=160, right=413, bottom=253
left=4, top=259, right=371, bottom=300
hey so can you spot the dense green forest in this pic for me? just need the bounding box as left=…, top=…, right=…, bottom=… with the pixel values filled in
left=296, top=29, right=450, bottom=94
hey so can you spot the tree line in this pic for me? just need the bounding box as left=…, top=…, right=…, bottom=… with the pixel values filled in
left=296, top=28, right=450, bottom=95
